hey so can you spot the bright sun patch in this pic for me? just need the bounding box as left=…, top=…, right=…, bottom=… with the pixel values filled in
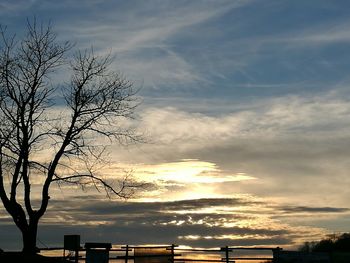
left=135, top=159, right=256, bottom=184
left=125, top=159, right=257, bottom=201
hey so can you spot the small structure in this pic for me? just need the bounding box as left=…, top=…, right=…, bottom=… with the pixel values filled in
left=64, top=235, right=81, bottom=263
left=85, top=242, right=112, bottom=263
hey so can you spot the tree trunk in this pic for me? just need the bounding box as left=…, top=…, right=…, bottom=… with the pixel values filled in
left=21, top=221, right=39, bottom=254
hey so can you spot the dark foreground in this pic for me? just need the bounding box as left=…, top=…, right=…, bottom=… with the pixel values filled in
left=0, top=252, right=71, bottom=263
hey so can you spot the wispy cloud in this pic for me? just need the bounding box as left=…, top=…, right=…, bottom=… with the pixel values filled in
left=57, top=0, right=254, bottom=52
left=51, top=0, right=256, bottom=89
left=138, top=92, right=350, bottom=145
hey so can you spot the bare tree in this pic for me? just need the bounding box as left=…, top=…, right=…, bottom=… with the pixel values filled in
left=0, top=21, right=144, bottom=253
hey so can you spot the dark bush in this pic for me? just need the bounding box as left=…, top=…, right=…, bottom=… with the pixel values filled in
left=299, top=233, right=350, bottom=253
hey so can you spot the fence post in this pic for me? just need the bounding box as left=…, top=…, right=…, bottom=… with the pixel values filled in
left=171, top=244, right=175, bottom=263
left=225, top=246, right=229, bottom=263
left=74, top=248, right=79, bottom=263
left=125, top=245, right=129, bottom=263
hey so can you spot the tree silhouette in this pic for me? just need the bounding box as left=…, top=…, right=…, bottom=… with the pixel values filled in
left=299, top=233, right=350, bottom=253
left=0, top=20, right=144, bottom=253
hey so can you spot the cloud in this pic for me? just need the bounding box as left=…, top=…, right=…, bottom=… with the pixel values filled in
left=2, top=191, right=345, bottom=249
left=0, top=196, right=332, bottom=249
left=55, top=0, right=254, bottom=51
left=100, top=91, right=350, bottom=207
left=276, top=206, right=350, bottom=214
left=42, top=0, right=256, bottom=90
left=0, top=0, right=259, bottom=92
left=1, top=0, right=350, bottom=251
left=137, top=93, right=350, bottom=146
left=1, top=87, right=349, bottom=249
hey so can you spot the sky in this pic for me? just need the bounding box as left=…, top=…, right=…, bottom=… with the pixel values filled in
left=1, top=0, right=350, bottom=251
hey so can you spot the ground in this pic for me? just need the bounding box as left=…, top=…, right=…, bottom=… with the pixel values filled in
left=0, top=252, right=72, bottom=263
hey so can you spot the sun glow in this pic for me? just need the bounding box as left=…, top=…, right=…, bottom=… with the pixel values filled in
left=108, top=159, right=259, bottom=202
left=133, top=159, right=256, bottom=184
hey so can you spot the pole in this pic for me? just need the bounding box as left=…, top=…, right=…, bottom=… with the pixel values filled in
left=75, top=248, right=79, bottom=263
left=171, top=244, right=175, bottom=263
left=125, top=245, right=129, bottom=263
left=225, top=246, right=229, bottom=263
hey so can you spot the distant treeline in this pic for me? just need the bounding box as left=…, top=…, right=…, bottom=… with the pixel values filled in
left=299, top=233, right=350, bottom=252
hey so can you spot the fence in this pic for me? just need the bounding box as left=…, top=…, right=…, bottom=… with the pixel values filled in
left=39, top=244, right=279, bottom=263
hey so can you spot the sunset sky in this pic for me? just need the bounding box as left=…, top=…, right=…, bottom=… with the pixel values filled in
left=1, top=0, right=350, bottom=250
